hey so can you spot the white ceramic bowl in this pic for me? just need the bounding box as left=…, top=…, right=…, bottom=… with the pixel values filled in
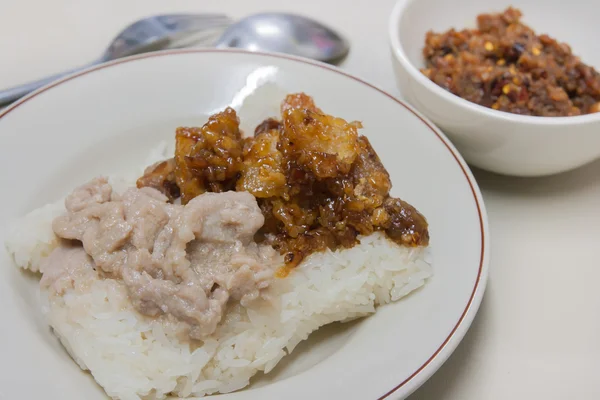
left=389, top=0, right=600, bottom=177
left=0, top=49, right=488, bottom=400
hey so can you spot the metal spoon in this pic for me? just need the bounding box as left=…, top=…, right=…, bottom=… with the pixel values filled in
left=0, top=14, right=231, bottom=107
left=213, top=13, right=349, bottom=63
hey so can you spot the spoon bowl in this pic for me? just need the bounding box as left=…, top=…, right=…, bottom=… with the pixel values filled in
left=214, top=13, right=349, bottom=63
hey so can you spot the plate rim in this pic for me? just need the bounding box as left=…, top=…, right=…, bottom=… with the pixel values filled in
left=0, top=48, right=489, bottom=399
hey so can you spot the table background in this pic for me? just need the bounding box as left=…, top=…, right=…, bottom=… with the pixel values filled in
left=2, top=1, right=600, bottom=398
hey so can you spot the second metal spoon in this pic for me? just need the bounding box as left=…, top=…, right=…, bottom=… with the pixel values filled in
left=213, top=13, right=350, bottom=63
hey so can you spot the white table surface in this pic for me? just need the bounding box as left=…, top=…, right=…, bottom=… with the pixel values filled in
left=2, top=1, right=600, bottom=399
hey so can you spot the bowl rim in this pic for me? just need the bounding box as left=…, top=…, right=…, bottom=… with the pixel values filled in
left=388, top=0, right=600, bottom=126
left=0, top=48, right=489, bottom=400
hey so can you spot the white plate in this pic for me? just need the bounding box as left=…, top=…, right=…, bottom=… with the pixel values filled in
left=0, top=49, right=489, bottom=400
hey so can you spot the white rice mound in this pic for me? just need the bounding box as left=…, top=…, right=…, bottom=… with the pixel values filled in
left=5, top=178, right=432, bottom=400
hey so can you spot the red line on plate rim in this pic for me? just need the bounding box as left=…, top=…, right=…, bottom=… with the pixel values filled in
left=0, top=48, right=486, bottom=399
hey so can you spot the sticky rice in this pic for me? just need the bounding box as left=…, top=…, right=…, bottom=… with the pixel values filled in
left=4, top=149, right=432, bottom=400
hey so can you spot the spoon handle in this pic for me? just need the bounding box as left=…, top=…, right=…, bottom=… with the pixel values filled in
left=0, top=62, right=98, bottom=107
